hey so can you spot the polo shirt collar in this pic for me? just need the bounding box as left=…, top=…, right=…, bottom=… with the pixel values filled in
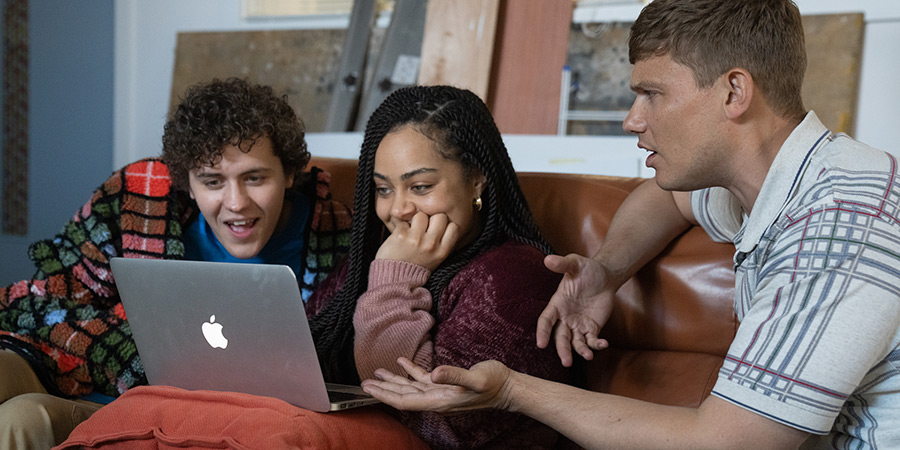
left=735, top=111, right=832, bottom=254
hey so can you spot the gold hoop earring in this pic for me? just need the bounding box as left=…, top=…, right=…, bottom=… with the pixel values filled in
left=473, top=197, right=483, bottom=212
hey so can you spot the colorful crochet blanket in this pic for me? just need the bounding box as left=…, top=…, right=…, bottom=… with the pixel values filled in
left=0, top=158, right=351, bottom=398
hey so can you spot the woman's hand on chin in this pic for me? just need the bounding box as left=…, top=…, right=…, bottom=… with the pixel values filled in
left=376, top=212, right=459, bottom=271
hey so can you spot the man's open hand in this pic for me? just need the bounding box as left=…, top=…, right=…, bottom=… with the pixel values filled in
left=537, top=254, right=614, bottom=367
left=361, top=357, right=514, bottom=413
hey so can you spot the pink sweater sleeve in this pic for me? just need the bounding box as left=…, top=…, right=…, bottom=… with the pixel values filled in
left=353, top=259, right=436, bottom=381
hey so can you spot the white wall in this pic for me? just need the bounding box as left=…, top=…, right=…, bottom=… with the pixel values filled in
left=115, top=0, right=900, bottom=178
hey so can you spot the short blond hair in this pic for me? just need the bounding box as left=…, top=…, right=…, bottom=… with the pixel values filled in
left=629, top=0, right=806, bottom=119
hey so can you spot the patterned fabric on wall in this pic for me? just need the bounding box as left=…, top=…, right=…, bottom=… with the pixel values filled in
left=3, top=0, right=28, bottom=235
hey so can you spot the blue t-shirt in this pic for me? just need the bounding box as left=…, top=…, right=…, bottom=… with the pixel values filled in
left=182, top=193, right=311, bottom=277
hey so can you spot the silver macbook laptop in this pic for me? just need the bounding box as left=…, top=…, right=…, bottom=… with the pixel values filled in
left=110, top=257, right=379, bottom=412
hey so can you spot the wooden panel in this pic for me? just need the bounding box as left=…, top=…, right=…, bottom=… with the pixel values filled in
left=801, top=13, right=864, bottom=135
left=564, top=13, right=864, bottom=136
left=417, top=0, right=500, bottom=100
left=487, top=0, right=573, bottom=134
left=170, top=29, right=346, bottom=132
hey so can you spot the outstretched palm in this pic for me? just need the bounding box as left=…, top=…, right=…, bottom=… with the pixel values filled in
left=361, top=358, right=513, bottom=413
left=538, top=254, right=615, bottom=367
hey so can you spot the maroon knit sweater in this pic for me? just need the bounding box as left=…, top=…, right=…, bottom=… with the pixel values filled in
left=309, top=239, right=568, bottom=449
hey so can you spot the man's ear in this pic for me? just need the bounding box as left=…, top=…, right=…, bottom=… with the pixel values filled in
left=286, top=172, right=295, bottom=189
left=723, top=68, right=753, bottom=120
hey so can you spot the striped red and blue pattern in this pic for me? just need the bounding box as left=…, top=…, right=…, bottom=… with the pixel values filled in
left=695, top=113, right=900, bottom=448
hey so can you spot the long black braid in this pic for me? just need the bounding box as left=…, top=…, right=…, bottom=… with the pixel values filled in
left=309, top=85, right=552, bottom=384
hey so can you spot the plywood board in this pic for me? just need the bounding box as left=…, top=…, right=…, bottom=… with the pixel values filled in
left=417, top=0, right=500, bottom=100
left=801, top=13, right=864, bottom=135
left=170, top=29, right=347, bottom=132
left=564, top=13, right=864, bottom=136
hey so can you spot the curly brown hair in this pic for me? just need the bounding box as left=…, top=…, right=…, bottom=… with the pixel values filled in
left=161, top=78, right=309, bottom=190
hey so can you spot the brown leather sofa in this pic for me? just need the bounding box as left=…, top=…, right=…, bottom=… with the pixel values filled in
left=311, top=156, right=738, bottom=423
left=57, top=156, right=742, bottom=450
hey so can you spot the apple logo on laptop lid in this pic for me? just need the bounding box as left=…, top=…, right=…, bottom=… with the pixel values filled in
left=201, top=315, right=229, bottom=349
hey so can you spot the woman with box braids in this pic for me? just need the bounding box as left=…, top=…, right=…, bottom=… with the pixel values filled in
left=306, top=85, right=568, bottom=448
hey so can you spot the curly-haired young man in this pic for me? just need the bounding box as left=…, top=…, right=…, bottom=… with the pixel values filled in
left=0, top=78, right=351, bottom=448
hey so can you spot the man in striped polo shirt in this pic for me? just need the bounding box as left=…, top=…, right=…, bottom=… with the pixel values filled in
left=361, top=1, right=898, bottom=448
